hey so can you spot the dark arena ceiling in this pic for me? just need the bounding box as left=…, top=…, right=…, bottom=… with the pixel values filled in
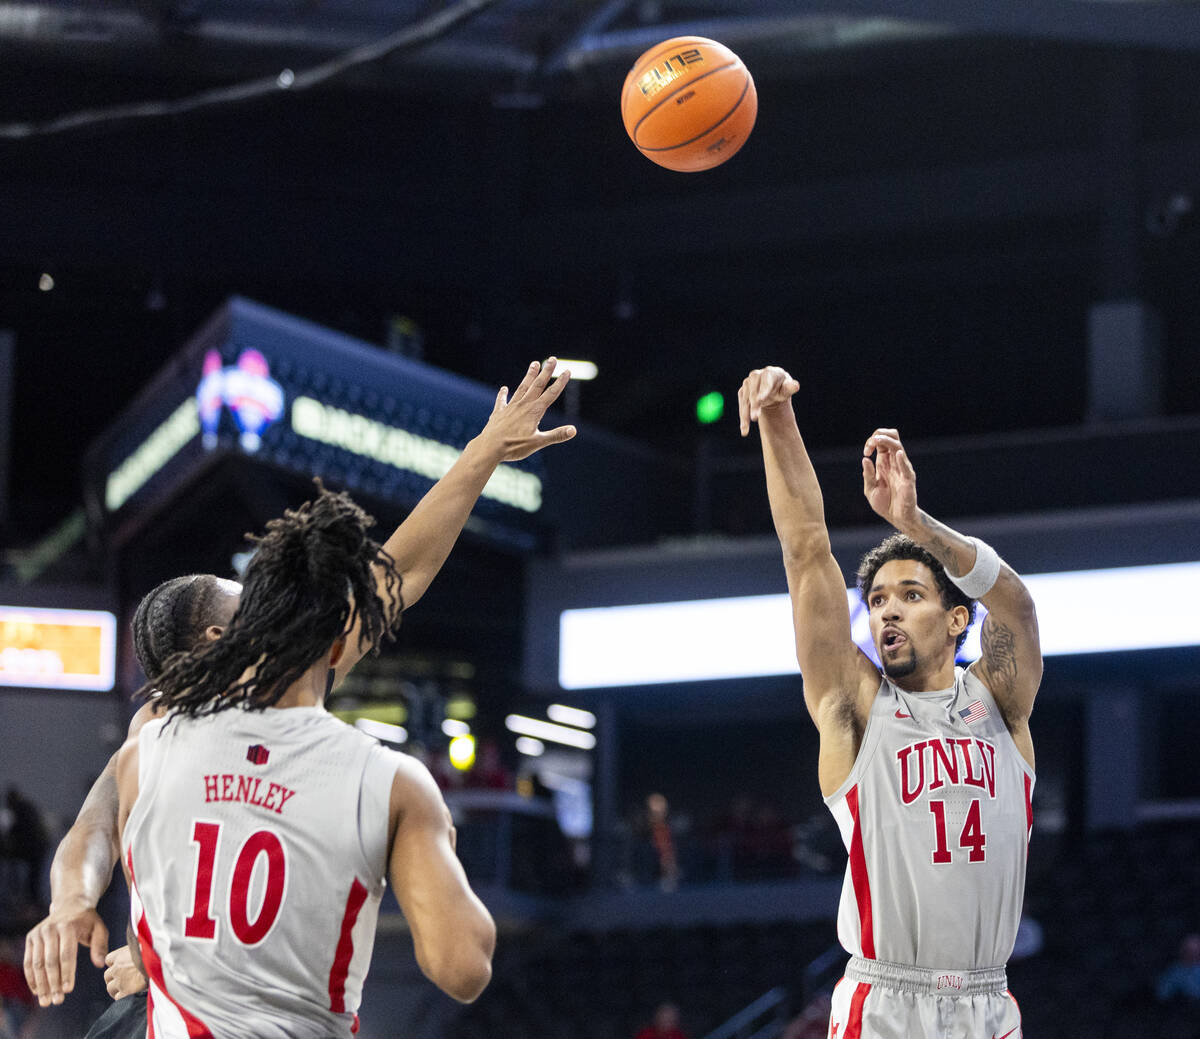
left=3, top=0, right=1200, bottom=543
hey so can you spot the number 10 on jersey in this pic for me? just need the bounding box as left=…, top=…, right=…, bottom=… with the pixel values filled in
left=185, top=820, right=289, bottom=945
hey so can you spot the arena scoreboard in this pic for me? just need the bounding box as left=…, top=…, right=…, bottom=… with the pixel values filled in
left=0, top=604, right=117, bottom=691
left=84, top=298, right=548, bottom=551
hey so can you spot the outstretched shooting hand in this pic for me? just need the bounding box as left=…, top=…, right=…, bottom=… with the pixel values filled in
left=738, top=366, right=800, bottom=436
left=862, top=427, right=919, bottom=529
left=479, top=358, right=577, bottom=462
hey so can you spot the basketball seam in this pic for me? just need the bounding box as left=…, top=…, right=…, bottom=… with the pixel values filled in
left=638, top=73, right=751, bottom=153
left=630, top=61, right=738, bottom=145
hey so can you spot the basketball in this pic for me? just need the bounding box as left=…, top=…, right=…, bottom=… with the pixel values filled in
left=621, top=36, right=757, bottom=172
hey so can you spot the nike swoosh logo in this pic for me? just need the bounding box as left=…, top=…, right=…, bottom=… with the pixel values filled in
left=895, top=710, right=911, bottom=719
left=993, top=1028, right=1019, bottom=1039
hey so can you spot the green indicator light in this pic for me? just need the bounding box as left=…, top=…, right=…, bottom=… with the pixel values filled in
left=696, top=391, right=724, bottom=425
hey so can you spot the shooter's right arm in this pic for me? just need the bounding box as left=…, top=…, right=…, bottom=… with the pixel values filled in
left=739, top=369, right=879, bottom=780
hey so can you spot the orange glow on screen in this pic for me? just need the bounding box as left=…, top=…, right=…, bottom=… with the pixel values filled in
left=0, top=606, right=116, bottom=690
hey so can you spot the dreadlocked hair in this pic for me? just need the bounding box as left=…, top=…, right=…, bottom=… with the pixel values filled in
left=144, top=482, right=401, bottom=718
left=132, top=574, right=233, bottom=682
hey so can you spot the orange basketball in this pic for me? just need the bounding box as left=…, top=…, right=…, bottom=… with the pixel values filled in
left=621, top=36, right=757, bottom=172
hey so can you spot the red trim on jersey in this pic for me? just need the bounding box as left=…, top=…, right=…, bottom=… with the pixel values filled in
left=328, top=878, right=369, bottom=1014
left=843, top=981, right=871, bottom=1039
left=1006, top=988, right=1022, bottom=1014
left=845, top=785, right=876, bottom=958
left=128, top=848, right=214, bottom=1038
left=1023, top=774, right=1033, bottom=838
left=146, top=971, right=156, bottom=1039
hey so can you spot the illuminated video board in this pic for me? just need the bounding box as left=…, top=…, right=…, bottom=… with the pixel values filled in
left=85, top=297, right=547, bottom=551
left=0, top=605, right=117, bottom=691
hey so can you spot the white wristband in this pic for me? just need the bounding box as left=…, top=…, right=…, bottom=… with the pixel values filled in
left=946, top=537, right=1001, bottom=599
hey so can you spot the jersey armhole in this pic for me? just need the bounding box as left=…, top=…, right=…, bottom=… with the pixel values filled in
left=961, top=667, right=1036, bottom=783
left=822, top=676, right=889, bottom=807
left=356, top=743, right=400, bottom=888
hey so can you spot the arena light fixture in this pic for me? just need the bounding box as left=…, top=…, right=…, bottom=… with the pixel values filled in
left=515, top=736, right=545, bottom=757
left=448, top=734, right=476, bottom=771
left=558, top=560, right=1200, bottom=689
left=354, top=718, right=408, bottom=744
left=547, top=703, right=596, bottom=729
left=554, top=359, right=598, bottom=381
left=441, top=719, right=470, bottom=738
left=505, top=714, right=596, bottom=750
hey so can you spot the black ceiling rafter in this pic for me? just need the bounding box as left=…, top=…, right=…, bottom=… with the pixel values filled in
left=654, top=0, right=1200, bottom=53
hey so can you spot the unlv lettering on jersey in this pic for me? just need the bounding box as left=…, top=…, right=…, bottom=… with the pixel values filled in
left=896, top=738, right=997, bottom=804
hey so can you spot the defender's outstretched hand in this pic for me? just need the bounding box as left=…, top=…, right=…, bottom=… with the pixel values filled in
left=738, top=366, right=800, bottom=436
left=24, top=899, right=109, bottom=1006
left=477, top=358, right=576, bottom=462
left=862, top=428, right=919, bottom=529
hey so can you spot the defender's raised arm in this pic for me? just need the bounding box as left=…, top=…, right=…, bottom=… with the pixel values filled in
left=332, top=358, right=576, bottom=686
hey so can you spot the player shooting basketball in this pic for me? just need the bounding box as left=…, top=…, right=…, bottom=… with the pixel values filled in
left=739, top=365, right=1040, bottom=1039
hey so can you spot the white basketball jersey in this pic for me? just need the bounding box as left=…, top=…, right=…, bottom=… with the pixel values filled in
left=122, top=705, right=401, bottom=1039
left=825, top=666, right=1034, bottom=969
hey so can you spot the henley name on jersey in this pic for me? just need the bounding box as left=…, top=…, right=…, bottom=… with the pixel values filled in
left=203, top=772, right=297, bottom=814
left=896, top=736, right=997, bottom=804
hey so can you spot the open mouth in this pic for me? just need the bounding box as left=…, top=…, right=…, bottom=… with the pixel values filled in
left=882, top=628, right=907, bottom=652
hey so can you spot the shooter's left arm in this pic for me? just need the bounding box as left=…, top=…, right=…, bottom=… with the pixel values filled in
left=904, top=510, right=1042, bottom=723
left=864, top=427, right=1042, bottom=725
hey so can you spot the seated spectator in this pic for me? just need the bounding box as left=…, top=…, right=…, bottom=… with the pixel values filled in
left=1156, top=933, right=1200, bottom=1002
left=468, top=740, right=514, bottom=790
left=635, top=1001, right=689, bottom=1039
left=2, top=788, right=48, bottom=908
left=646, top=794, right=680, bottom=892
left=0, top=938, right=36, bottom=1038
left=782, top=993, right=832, bottom=1039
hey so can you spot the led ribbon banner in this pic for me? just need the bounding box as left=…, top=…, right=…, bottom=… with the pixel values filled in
left=558, top=561, right=1200, bottom=689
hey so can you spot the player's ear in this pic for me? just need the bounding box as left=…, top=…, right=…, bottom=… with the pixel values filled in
left=328, top=637, right=347, bottom=667
left=948, top=604, right=969, bottom=639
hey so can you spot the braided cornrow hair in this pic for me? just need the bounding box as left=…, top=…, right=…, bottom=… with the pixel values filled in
left=132, top=574, right=234, bottom=682
left=144, top=482, right=401, bottom=717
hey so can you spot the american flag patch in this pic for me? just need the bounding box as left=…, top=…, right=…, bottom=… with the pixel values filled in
left=959, top=700, right=989, bottom=725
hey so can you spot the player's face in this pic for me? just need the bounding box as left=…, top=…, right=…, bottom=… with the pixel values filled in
left=867, top=559, right=958, bottom=680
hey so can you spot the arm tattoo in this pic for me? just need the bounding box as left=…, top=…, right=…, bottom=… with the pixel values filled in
left=915, top=513, right=972, bottom=577
left=980, top=615, right=1018, bottom=700
left=926, top=533, right=959, bottom=572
